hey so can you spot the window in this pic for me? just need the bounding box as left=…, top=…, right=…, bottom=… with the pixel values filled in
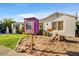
left=58, top=21, right=63, bottom=30
left=52, top=21, right=57, bottom=30
left=26, top=21, right=32, bottom=30
left=52, top=21, right=63, bottom=30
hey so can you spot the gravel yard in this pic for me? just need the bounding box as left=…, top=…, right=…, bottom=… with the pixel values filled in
left=16, top=36, right=79, bottom=56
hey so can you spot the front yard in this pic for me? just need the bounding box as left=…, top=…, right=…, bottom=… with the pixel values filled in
left=0, top=34, right=26, bottom=49
left=16, top=36, right=79, bottom=56
left=0, top=34, right=79, bottom=56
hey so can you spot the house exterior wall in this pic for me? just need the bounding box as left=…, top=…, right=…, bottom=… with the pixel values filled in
left=34, top=20, right=39, bottom=33
left=64, top=15, right=76, bottom=37
left=43, top=22, right=52, bottom=31
left=43, top=15, right=76, bottom=37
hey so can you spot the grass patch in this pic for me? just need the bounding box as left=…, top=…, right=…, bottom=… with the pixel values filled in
left=0, top=34, right=27, bottom=49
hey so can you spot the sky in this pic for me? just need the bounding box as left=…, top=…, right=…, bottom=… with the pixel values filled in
left=0, top=3, right=79, bottom=22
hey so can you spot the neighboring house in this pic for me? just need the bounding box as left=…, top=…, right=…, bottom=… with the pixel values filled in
left=40, top=12, right=76, bottom=37
left=11, top=22, right=24, bottom=33
left=17, top=22, right=24, bottom=29
left=24, top=17, right=39, bottom=34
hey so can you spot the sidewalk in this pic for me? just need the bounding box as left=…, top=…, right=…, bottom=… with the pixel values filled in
left=0, top=45, right=31, bottom=56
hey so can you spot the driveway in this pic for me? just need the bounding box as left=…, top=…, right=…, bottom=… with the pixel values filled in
left=0, top=45, right=31, bottom=56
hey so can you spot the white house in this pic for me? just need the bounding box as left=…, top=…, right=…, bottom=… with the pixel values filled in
left=40, top=12, right=76, bottom=37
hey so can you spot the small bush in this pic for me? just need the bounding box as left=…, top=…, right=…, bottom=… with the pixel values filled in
left=17, top=29, right=24, bottom=34
left=37, top=30, right=43, bottom=35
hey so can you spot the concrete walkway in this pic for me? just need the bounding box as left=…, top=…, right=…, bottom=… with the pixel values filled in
left=0, top=45, right=31, bottom=56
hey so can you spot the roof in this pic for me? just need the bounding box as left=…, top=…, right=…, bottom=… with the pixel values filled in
left=40, top=12, right=77, bottom=21
left=24, top=17, right=39, bottom=21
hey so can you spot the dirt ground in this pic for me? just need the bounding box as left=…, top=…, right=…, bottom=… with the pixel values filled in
left=0, top=45, right=31, bottom=56
left=16, top=36, right=79, bottom=56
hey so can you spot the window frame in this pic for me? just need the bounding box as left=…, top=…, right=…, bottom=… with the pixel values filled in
left=26, top=21, right=33, bottom=30
left=52, top=21, right=63, bottom=30
left=52, top=21, right=57, bottom=30
left=58, top=21, right=63, bottom=30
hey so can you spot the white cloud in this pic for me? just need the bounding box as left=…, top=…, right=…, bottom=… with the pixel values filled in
left=17, top=14, right=36, bottom=18
left=16, top=11, right=53, bottom=20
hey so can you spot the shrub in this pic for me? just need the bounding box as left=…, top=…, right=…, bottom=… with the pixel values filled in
left=36, top=30, right=43, bottom=35
left=16, top=28, right=24, bottom=34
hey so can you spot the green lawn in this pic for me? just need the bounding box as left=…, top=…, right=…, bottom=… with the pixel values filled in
left=0, top=34, right=27, bottom=49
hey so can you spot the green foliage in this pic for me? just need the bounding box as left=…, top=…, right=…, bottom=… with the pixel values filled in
left=76, top=21, right=79, bottom=30
left=3, top=18, right=16, bottom=25
left=2, top=18, right=16, bottom=28
left=0, top=24, right=6, bottom=33
left=37, top=30, right=43, bottom=35
left=0, top=34, right=26, bottom=49
left=1, top=18, right=16, bottom=33
left=17, top=29, right=24, bottom=34
left=76, top=21, right=79, bottom=25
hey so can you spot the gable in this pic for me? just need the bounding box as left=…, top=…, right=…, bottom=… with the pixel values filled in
left=40, top=12, right=76, bottom=23
left=40, top=12, right=63, bottom=22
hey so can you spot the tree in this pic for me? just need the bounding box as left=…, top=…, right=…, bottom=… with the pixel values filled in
left=0, top=24, right=6, bottom=33
left=2, top=18, right=16, bottom=33
left=0, top=21, right=6, bottom=33
left=75, top=21, right=79, bottom=37
left=76, top=21, right=79, bottom=30
left=3, top=18, right=16, bottom=28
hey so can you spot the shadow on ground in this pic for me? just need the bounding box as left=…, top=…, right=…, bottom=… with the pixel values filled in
left=62, top=39, right=79, bottom=43
left=33, top=48, right=66, bottom=54
left=33, top=48, right=79, bottom=56
left=67, top=51, right=79, bottom=56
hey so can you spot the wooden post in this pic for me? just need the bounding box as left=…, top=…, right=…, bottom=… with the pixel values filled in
left=30, top=33, right=33, bottom=52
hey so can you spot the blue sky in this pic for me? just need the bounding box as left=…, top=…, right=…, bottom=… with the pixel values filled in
left=0, top=3, right=79, bottom=22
